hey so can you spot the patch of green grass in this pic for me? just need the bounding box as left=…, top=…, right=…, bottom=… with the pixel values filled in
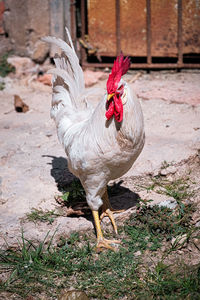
left=0, top=228, right=199, bottom=299
left=0, top=174, right=198, bottom=299
left=132, top=204, right=195, bottom=242
left=0, top=53, right=15, bottom=77
left=150, top=176, right=192, bottom=202
left=0, top=195, right=199, bottom=299
left=135, top=261, right=200, bottom=300
left=161, top=178, right=191, bottom=201
left=138, top=175, right=196, bottom=237
left=26, top=208, right=60, bottom=225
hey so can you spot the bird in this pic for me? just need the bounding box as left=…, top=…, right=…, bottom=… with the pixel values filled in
left=43, top=29, right=145, bottom=251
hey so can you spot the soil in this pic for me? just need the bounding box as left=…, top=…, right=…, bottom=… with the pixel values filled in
left=0, top=69, right=200, bottom=250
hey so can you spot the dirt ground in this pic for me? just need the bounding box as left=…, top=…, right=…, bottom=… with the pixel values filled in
left=0, top=68, right=200, bottom=249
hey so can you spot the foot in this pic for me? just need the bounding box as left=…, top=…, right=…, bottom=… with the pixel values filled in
left=101, top=207, right=125, bottom=216
left=96, top=237, right=121, bottom=252
left=100, top=208, right=124, bottom=234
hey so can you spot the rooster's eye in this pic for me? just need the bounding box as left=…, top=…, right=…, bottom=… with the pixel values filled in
left=117, top=85, right=124, bottom=94
left=118, top=85, right=123, bottom=91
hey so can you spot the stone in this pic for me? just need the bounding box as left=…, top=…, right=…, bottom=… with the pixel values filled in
left=158, top=199, right=177, bottom=209
left=31, top=40, right=49, bottom=63
left=160, top=165, right=177, bottom=176
left=84, top=70, right=107, bottom=87
left=14, top=94, right=29, bottom=113
left=38, top=73, right=52, bottom=86
left=7, top=56, right=35, bottom=76
left=195, top=221, right=200, bottom=228
left=138, top=190, right=176, bottom=208
left=134, top=250, right=141, bottom=257
left=58, top=290, right=89, bottom=300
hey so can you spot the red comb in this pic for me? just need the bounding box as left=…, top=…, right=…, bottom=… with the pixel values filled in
left=107, top=53, right=131, bottom=94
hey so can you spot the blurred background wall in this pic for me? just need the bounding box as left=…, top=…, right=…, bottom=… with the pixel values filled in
left=0, top=0, right=50, bottom=62
left=0, top=0, right=199, bottom=68
left=0, top=0, right=71, bottom=62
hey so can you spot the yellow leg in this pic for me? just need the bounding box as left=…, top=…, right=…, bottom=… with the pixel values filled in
left=92, top=210, right=120, bottom=252
left=100, top=190, right=125, bottom=234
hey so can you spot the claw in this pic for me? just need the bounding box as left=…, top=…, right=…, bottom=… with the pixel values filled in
left=100, top=209, right=125, bottom=219
left=96, top=238, right=121, bottom=252
left=92, top=210, right=121, bottom=252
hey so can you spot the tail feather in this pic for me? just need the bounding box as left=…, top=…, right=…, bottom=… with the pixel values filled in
left=42, top=28, right=88, bottom=125
left=65, top=27, right=76, bottom=53
left=48, top=68, right=77, bottom=105
left=42, top=29, right=85, bottom=98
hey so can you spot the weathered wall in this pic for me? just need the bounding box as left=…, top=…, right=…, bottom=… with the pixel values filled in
left=0, top=0, right=4, bottom=34
left=2, top=0, right=50, bottom=62
left=88, top=0, right=200, bottom=57
left=0, top=0, right=11, bottom=56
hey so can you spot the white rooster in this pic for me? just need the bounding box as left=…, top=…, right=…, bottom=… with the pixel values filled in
left=43, top=29, right=145, bottom=251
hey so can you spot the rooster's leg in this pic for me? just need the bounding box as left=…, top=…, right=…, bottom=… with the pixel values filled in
left=100, top=190, right=124, bottom=234
left=92, top=210, right=120, bottom=252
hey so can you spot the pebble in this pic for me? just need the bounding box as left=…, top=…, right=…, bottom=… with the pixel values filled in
left=58, top=290, right=89, bottom=300
left=134, top=250, right=142, bottom=257
left=195, top=221, right=200, bottom=227
left=160, top=166, right=177, bottom=176
left=158, top=199, right=177, bottom=209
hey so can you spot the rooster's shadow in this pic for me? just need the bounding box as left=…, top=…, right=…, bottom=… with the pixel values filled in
left=44, top=155, right=139, bottom=216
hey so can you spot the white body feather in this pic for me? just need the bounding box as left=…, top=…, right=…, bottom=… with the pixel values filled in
left=43, top=30, right=145, bottom=211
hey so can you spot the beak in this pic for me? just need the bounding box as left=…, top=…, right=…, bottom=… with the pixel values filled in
left=107, top=93, right=115, bottom=101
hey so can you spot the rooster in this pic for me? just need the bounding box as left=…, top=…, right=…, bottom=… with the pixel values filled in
left=43, top=29, right=145, bottom=251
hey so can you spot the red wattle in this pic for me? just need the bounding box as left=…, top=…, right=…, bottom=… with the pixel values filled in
left=105, top=95, right=123, bottom=123
left=105, top=101, right=114, bottom=120
left=114, top=96, right=123, bottom=122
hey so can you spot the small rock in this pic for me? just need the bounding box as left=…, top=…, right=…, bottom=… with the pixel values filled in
left=7, top=56, right=35, bottom=77
left=138, top=190, right=176, bottom=208
left=191, top=211, right=200, bottom=223
left=158, top=199, right=177, bottom=209
left=193, top=238, right=200, bottom=248
left=195, top=221, right=200, bottom=228
left=38, top=73, right=52, bottom=86
left=160, top=166, right=177, bottom=176
left=84, top=70, right=107, bottom=87
left=134, top=250, right=141, bottom=257
left=152, top=168, right=160, bottom=177
left=58, top=290, right=89, bottom=300
left=14, top=95, right=29, bottom=113
left=46, top=132, right=52, bottom=137
left=31, top=40, right=49, bottom=63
